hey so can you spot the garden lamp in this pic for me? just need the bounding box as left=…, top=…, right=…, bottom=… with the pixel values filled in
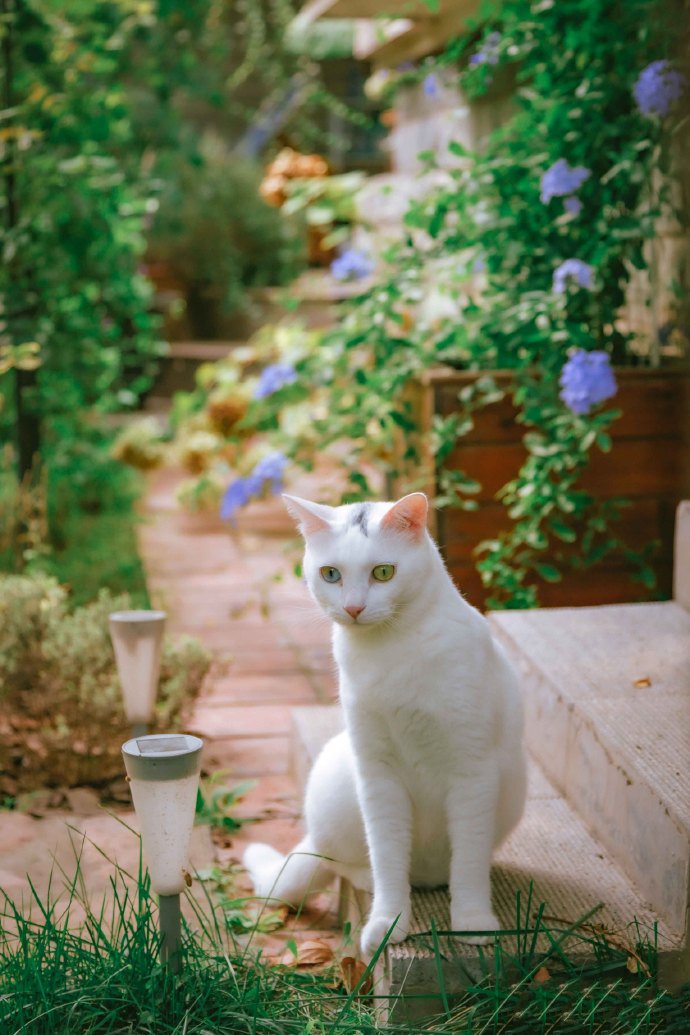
left=109, top=610, right=166, bottom=736
left=122, top=733, right=204, bottom=973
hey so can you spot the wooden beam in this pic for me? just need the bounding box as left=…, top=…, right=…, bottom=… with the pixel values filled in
left=371, top=1, right=481, bottom=67
left=353, top=18, right=414, bottom=59
left=300, top=0, right=440, bottom=19
left=298, top=0, right=484, bottom=64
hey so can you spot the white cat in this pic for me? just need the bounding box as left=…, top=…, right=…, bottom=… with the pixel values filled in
left=243, top=492, right=527, bottom=958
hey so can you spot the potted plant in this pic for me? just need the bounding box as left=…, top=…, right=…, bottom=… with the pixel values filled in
left=286, top=172, right=368, bottom=260
left=146, top=138, right=303, bottom=340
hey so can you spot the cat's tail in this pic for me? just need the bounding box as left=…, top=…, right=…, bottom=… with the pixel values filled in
left=242, top=836, right=332, bottom=907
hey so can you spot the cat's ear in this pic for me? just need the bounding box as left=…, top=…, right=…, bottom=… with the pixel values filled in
left=283, top=494, right=334, bottom=537
left=381, top=493, right=428, bottom=539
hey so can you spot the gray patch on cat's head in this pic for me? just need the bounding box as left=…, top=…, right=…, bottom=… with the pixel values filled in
left=348, top=502, right=372, bottom=537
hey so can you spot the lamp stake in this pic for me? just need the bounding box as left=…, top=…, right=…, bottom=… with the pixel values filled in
left=159, top=893, right=182, bottom=973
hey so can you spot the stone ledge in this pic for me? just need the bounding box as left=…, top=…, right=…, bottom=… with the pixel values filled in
left=489, top=600, right=690, bottom=931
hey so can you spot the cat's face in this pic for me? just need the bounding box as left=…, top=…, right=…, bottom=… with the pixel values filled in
left=284, top=493, right=429, bottom=628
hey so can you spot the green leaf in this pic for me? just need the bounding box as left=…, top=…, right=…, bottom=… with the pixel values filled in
left=448, top=140, right=469, bottom=157
left=348, top=471, right=371, bottom=494
left=389, top=410, right=416, bottom=431
left=548, top=518, right=577, bottom=543
left=635, top=565, right=657, bottom=589
left=533, top=562, right=562, bottom=583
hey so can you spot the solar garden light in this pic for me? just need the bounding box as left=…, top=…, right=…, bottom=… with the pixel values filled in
left=122, top=733, right=204, bottom=974
left=109, top=610, right=166, bottom=737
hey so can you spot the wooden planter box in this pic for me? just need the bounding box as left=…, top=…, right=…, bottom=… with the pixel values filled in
left=411, top=367, right=690, bottom=610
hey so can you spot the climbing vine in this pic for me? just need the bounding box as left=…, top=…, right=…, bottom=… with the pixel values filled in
left=162, top=0, right=688, bottom=607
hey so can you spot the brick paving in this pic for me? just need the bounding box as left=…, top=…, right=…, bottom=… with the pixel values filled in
left=137, top=466, right=342, bottom=947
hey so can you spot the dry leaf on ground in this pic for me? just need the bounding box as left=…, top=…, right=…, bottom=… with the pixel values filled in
left=280, top=938, right=334, bottom=968
left=339, top=956, right=373, bottom=994
left=532, top=966, right=551, bottom=984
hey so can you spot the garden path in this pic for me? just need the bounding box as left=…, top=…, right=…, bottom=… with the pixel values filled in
left=137, top=465, right=343, bottom=954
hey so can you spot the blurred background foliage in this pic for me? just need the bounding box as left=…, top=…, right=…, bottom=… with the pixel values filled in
left=0, top=0, right=377, bottom=601
left=2, top=0, right=687, bottom=613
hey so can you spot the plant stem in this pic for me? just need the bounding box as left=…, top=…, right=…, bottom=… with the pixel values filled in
left=2, top=0, right=40, bottom=481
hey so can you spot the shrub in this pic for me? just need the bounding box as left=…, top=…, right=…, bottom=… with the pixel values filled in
left=0, top=432, right=152, bottom=608
left=147, top=141, right=303, bottom=338
left=111, top=417, right=167, bottom=472
left=0, top=574, right=210, bottom=794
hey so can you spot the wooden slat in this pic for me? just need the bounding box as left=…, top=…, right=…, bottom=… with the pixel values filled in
left=446, top=558, right=674, bottom=611
left=439, top=499, right=675, bottom=565
left=431, top=369, right=690, bottom=442
left=584, top=438, right=690, bottom=498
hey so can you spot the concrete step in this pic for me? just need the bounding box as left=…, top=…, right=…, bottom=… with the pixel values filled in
left=488, top=600, right=690, bottom=941
left=290, top=705, right=686, bottom=1015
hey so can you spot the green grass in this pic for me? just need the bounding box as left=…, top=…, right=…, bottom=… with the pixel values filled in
left=0, top=440, right=149, bottom=608
left=0, top=846, right=375, bottom=1035
left=1, top=844, right=688, bottom=1035
left=42, top=505, right=150, bottom=609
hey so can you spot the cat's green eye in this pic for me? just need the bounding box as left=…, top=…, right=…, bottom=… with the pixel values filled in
left=372, top=564, right=395, bottom=582
left=320, top=566, right=342, bottom=584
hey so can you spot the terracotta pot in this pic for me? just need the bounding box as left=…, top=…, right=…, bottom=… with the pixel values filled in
left=408, top=367, right=690, bottom=610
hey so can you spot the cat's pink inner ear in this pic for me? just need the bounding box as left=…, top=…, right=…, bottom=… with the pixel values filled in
left=283, top=494, right=332, bottom=537
left=381, top=493, right=428, bottom=538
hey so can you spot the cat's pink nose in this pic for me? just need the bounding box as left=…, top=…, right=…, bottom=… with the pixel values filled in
left=345, top=605, right=365, bottom=620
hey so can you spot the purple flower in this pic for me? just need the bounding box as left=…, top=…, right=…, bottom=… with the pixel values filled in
left=248, top=452, right=288, bottom=495
left=254, top=362, right=297, bottom=399
left=423, top=73, right=440, bottom=97
left=331, top=248, right=374, bottom=282
left=559, top=349, right=617, bottom=415
left=564, top=195, right=582, bottom=217
left=220, top=477, right=251, bottom=522
left=540, top=159, right=591, bottom=204
left=221, top=452, right=288, bottom=522
left=553, top=258, right=594, bottom=293
left=469, top=31, right=501, bottom=66
left=634, top=60, right=686, bottom=117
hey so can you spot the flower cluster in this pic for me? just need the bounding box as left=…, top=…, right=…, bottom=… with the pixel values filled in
left=553, top=258, right=593, bottom=294
left=254, top=362, right=297, bottom=399
left=423, top=72, right=440, bottom=97
left=469, top=31, right=501, bottom=66
left=540, top=159, right=591, bottom=205
left=220, top=452, right=288, bottom=522
left=563, top=196, right=583, bottom=217
left=331, top=247, right=374, bottom=282
left=633, top=60, right=686, bottom=117
left=559, top=350, right=618, bottom=415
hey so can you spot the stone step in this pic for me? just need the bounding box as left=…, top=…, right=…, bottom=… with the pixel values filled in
left=488, top=600, right=690, bottom=940
left=290, top=705, right=686, bottom=1016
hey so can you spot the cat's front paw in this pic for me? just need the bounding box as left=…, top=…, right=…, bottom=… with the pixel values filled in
left=360, top=911, right=410, bottom=959
left=451, top=909, right=500, bottom=945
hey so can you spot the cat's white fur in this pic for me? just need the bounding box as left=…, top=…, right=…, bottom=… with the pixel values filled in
left=243, top=492, right=527, bottom=958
